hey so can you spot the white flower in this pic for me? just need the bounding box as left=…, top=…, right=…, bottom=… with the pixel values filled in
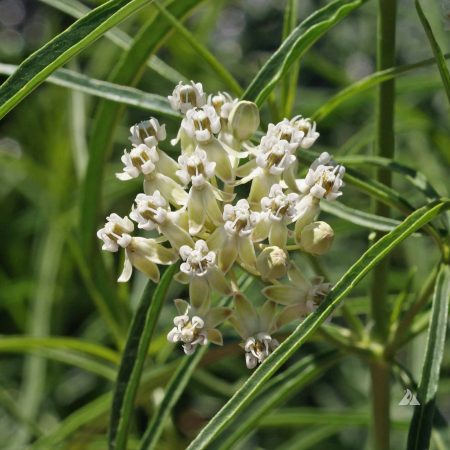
left=208, top=91, right=237, bottom=121
left=256, top=136, right=297, bottom=175
left=223, top=199, right=260, bottom=237
left=265, top=119, right=305, bottom=148
left=168, top=81, right=206, bottom=113
left=97, top=214, right=134, bottom=252
left=181, top=105, right=221, bottom=143
left=129, top=118, right=166, bottom=148
left=180, top=240, right=216, bottom=276
left=253, top=184, right=300, bottom=248
left=296, top=152, right=345, bottom=200
left=229, top=294, right=279, bottom=369
left=116, top=144, right=159, bottom=180
left=167, top=298, right=231, bottom=355
left=177, top=148, right=216, bottom=188
left=290, top=116, right=320, bottom=148
left=129, top=191, right=193, bottom=249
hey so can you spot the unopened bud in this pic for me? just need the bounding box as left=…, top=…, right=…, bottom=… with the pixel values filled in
left=228, top=101, right=260, bottom=141
left=300, top=221, right=334, bottom=255
left=256, top=246, right=289, bottom=279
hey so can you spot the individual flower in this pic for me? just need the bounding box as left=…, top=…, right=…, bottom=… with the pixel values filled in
left=290, top=116, right=320, bottom=148
left=116, top=143, right=159, bottom=181
left=296, top=152, right=345, bottom=200
left=237, top=136, right=297, bottom=206
left=129, top=118, right=166, bottom=148
left=208, top=91, right=237, bottom=123
left=167, top=297, right=231, bottom=355
left=265, top=118, right=306, bottom=149
left=229, top=293, right=279, bottom=369
left=129, top=191, right=193, bottom=249
left=177, top=148, right=229, bottom=234
left=208, top=199, right=260, bottom=272
left=97, top=214, right=177, bottom=282
left=97, top=213, right=134, bottom=252
left=181, top=105, right=221, bottom=143
left=253, top=184, right=300, bottom=248
left=168, top=80, right=206, bottom=113
left=262, top=263, right=332, bottom=327
left=178, top=240, right=231, bottom=305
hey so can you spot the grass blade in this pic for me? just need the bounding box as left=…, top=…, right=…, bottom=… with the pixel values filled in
left=243, top=0, right=367, bottom=105
left=0, top=0, right=153, bottom=119
left=186, top=199, right=450, bottom=449
left=39, top=0, right=185, bottom=84
left=415, top=0, right=450, bottom=105
left=108, top=264, right=178, bottom=450
left=407, top=264, right=450, bottom=450
left=312, top=54, right=450, bottom=121
left=0, top=64, right=178, bottom=118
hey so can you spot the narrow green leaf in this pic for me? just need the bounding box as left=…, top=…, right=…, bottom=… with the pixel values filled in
left=243, top=0, right=367, bottom=105
left=0, top=0, right=153, bottom=119
left=415, top=0, right=450, bottom=105
left=312, top=54, right=450, bottom=121
left=39, top=0, right=185, bottom=84
left=79, top=0, right=202, bottom=256
left=0, top=64, right=179, bottom=117
left=109, top=264, right=178, bottom=450
left=186, top=199, right=450, bottom=449
left=407, top=264, right=450, bottom=450
left=215, top=351, right=342, bottom=450
left=139, top=347, right=207, bottom=450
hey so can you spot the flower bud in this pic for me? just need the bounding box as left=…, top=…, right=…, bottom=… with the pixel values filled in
left=228, top=101, right=260, bottom=141
left=300, top=221, right=334, bottom=255
left=256, top=246, right=289, bottom=280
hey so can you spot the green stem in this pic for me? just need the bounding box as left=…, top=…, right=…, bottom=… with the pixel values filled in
left=370, top=0, right=397, bottom=448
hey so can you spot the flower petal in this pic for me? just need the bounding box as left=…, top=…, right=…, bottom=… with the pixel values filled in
left=189, top=276, right=210, bottom=312
left=118, top=250, right=133, bottom=282
left=202, top=139, right=233, bottom=183
left=276, top=304, right=308, bottom=328
left=238, top=236, right=257, bottom=269
left=206, top=328, right=224, bottom=346
left=288, top=264, right=311, bottom=291
left=207, top=267, right=232, bottom=295
left=233, top=293, right=258, bottom=335
left=188, top=189, right=206, bottom=235
left=219, top=236, right=239, bottom=273
left=174, top=298, right=190, bottom=315
left=155, top=173, right=188, bottom=207
left=161, top=221, right=195, bottom=249
left=202, top=185, right=223, bottom=226
left=132, top=237, right=178, bottom=265
left=130, top=253, right=160, bottom=283
left=207, top=307, right=232, bottom=328
left=268, top=220, right=288, bottom=248
left=259, top=300, right=277, bottom=332
left=261, top=284, right=303, bottom=305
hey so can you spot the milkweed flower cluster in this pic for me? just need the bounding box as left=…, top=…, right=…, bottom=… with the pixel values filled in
left=97, top=81, right=346, bottom=369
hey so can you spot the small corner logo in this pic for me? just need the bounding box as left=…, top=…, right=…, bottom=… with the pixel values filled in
left=399, top=388, right=420, bottom=406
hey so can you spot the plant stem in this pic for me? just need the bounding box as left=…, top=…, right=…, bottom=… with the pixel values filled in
left=370, top=0, right=397, bottom=448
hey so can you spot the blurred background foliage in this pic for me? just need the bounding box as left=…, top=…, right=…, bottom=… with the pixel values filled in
left=0, top=0, right=449, bottom=449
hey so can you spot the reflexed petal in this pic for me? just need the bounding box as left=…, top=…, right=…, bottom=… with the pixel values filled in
left=132, top=237, right=178, bottom=265
left=234, top=293, right=258, bottom=335
left=188, top=188, right=206, bottom=235
left=174, top=298, right=190, bottom=315
left=118, top=250, right=133, bottom=282
left=207, top=227, right=227, bottom=251
left=219, top=236, right=239, bottom=273
left=207, top=267, right=232, bottom=295
left=252, top=217, right=271, bottom=242
left=236, top=159, right=257, bottom=178
left=206, top=307, right=232, bottom=328
left=262, top=284, right=303, bottom=305
left=174, top=271, right=190, bottom=284
left=276, top=304, right=308, bottom=328
left=189, top=276, right=210, bottom=312
left=283, top=162, right=298, bottom=191
left=210, top=184, right=235, bottom=203
left=288, top=264, right=312, bottom=291
left=268, top=221, right=288, bottom=248
left=202, top=185, right=223, bottom=226
left=228, top=316, right=247, bottom=339
left=161, top=221, right=194, bottom=249
left=156, top=150, right=180, bottom=180
left=156, top=173, right=188, bottom=206
left=203, top=140, right=233, bottom=183
left=130, top=253, right=160, bottom=282
left=260, top=300, right=277, bottom=332
left=206, top=328, right=223, bottom=345
left=116, top=172, right=133, bottom=181
left=238, top=236, right=257, bottom=269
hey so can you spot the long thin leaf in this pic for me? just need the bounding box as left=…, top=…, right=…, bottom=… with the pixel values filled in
left=407, top=264, right=450, bottom=450
left=0, top=0, right=153, bottom=119
left=108, top=264, right=178, bottom=450
left=215, top=351, right=342, bottom=450
left=79, top=0, right=202, bottom=255
left=312, top=54, right=450, bottom=121
left=39, top=0, right=185, bottom=84
left=0, top=64, right=178, bottom=117
left=186, top=199, right=450, bottom=449
left=243, top=0, right=367, bottom=105
left=415, top=0, right=450, bottom=105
